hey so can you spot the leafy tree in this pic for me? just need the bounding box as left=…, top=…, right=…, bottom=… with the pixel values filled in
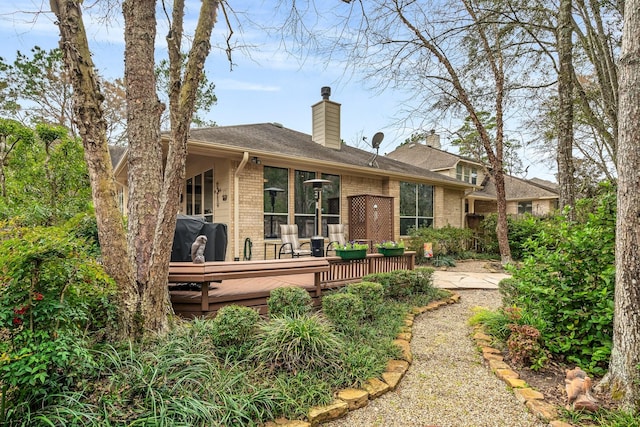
left=156, top=56, right=217, bottom=129
left=0, top=118, right=34, bottom=198
left=0, top=119, right=91, bottom=225
left=450, top=112, right=524, bottom=176
left=0, top=47, right=128, bottom=144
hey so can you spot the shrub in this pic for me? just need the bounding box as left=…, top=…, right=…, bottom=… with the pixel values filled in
left=478, top=214, right=544, bottom=260
left=0, top=223, right=117, bottom=421
left=343, top=281, right=384, bottom=318
left=504, top=187, right=616, bottom=375
left=322, top=293, right=365, bottom=330
left=251, top=314, right=344, bottom=375
left=211, top=305, right=261, bottom=348
left=431, top=255, right=456, bottom=267
left=468, top=307, right=513, bottom=342
left=362, top=269, right=437, bottom=301
left=362, top=271, right=411, bottom=299
left=408, top=224, right=473, bottom=261
left=267, top=286, right=312, bottom=318
left=506, top=324, right=549, bottom=371
left=498, top=277, right=519, bottom=306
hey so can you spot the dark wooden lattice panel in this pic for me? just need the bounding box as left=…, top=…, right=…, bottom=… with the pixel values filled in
left=348, top=194, right=394, bottom=244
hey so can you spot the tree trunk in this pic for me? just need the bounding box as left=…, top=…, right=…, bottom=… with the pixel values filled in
left=557, top=0, right=576, bottom=217
left=602, top=0, right=640, bottom=410
left=122, top=0, right=167, bottom=333
left=50, top=0, right=138, bottom=339
left=143, top=0, right=221, bottom=331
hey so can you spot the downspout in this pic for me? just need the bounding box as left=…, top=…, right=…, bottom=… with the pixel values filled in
left=233, top=152, right=249, bottom=261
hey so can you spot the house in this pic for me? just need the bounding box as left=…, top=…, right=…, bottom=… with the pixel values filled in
left=113, top=88, right=475, bottom=261
left=385, top=134, right=559, bottom=223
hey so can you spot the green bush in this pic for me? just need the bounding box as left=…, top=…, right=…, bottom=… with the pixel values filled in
left=504, top=187, right=616, bottom=375
left=343, top=281, right=384, bottom=318
left=363, top=268, right=437, bottom=302
left=408, top=224, right=473, bottom=261
left=267, top=286, right=312, bottom=318
left=498, top=277, right=519, bottom=307
left=212, top=305, right=261, bottom=348
left=478, top=214, right=544, bottom=260
left=431, top=254, right=456, bottom=267
left=362, top=271, right=411, bottom=299
left=0, top=223, right=117, bottom=421
left=251, top=314, right=344, bottom=375
left=322, top=292, right=365, bottom=330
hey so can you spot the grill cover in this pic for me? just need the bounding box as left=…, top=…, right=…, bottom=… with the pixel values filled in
left=170, top=215, right=227, bottom=262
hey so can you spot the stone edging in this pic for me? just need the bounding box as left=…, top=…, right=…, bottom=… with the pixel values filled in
left=471, top=328, right=574, bottom=427
left=264, top=292, right=462, bottom=427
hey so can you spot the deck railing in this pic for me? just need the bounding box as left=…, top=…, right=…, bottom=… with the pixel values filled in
left=321, top=251, right=416, bottom=288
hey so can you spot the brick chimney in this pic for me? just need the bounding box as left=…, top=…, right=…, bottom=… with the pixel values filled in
left=311, top=86, right=341, bottom=150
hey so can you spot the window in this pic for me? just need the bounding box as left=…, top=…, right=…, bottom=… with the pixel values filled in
left=264, top=166, right=289, bottom=238
left=518, top=201, right=533, bottom=215
left=456, top=163, right=478, bottom=185
left=294, top=170, right=317, bottom=238
left=400, top=181, right=433, bottom=235
left=184, top=169, right=214, bottom=222
left=321, top=173, right=340, bottom=235
left=294, top=170, right=341, bottom=238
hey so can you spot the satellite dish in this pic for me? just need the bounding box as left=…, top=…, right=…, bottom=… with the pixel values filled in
left=371, top=132, right=384, bottom=149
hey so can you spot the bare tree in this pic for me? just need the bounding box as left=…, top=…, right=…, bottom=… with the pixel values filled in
left=313, top=0, right=532, bottom=262
left=50, top=0, right=224, bottom=337
left=599, top=0, right=640, bottom=409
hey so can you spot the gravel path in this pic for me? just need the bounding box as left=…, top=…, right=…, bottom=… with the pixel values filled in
left=324, top=289, right=547, bottom=427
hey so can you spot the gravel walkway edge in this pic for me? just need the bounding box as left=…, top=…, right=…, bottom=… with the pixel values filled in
left=318, top=289, right=552, bottom=427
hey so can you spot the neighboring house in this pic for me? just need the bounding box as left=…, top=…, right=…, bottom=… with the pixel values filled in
left=112, top=88, right=475, bottom=261
left=386, top=137, right=559, bottom=223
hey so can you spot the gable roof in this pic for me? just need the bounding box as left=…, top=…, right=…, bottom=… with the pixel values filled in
left=384, top=140, right=558, bottom=201
left=109, top=145, right=127, bottom=168
left=385, top=141, right=483, bottom=171
left=183, top=123, right=473, bottom=188
left=469, top=174, right=558, bottom=201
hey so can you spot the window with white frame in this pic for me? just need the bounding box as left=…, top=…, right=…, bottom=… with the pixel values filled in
left=184, top=169, right=214, bottom=222
left=456, top=163, right=478, bottom=185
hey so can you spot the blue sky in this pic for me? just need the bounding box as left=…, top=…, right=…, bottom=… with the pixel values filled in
left=0, top=1, right=555, bottom=181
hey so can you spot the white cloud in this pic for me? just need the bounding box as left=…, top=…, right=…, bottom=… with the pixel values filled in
left=217, top=79, right=280, bottom=92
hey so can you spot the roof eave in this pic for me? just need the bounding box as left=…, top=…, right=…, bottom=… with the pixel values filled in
left=186, top=138, right=474, bottom=190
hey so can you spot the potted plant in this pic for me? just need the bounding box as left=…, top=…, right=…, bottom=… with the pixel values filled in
left=334, top=242, right=369, bottom=260
left=376, top=240, right=405, bottom=256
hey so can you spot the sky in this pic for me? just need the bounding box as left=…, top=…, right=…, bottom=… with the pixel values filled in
left=0, top=1, right=556, bottom=181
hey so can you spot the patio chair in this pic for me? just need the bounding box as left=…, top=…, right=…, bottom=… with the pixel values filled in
left=326, top=224, right=346, bottom=254
left=278, top=224, right=312, bottom=258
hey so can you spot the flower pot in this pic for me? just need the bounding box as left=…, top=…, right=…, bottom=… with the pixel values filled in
left=377, top=247, right=405, bottom=257
left=335, top=249, right=368, bottom=260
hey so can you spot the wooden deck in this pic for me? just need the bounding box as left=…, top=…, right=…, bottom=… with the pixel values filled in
left=169, top=252, right=415, bottom=318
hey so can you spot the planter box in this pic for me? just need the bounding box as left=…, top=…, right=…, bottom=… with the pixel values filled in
left=335, top=249, right=368, bottom=260
left=377, top=247, right=405, bottom=257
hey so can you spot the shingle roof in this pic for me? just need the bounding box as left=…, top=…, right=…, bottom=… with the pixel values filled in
left=384, top=141, right=558, bottom=201
left=186, top=123, right=470, bottom=187
left=385, top=141, right=483, bottom=170
left=469, top=174, right=558, bottom=201
left=108, top=145, right=127, bottom=168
